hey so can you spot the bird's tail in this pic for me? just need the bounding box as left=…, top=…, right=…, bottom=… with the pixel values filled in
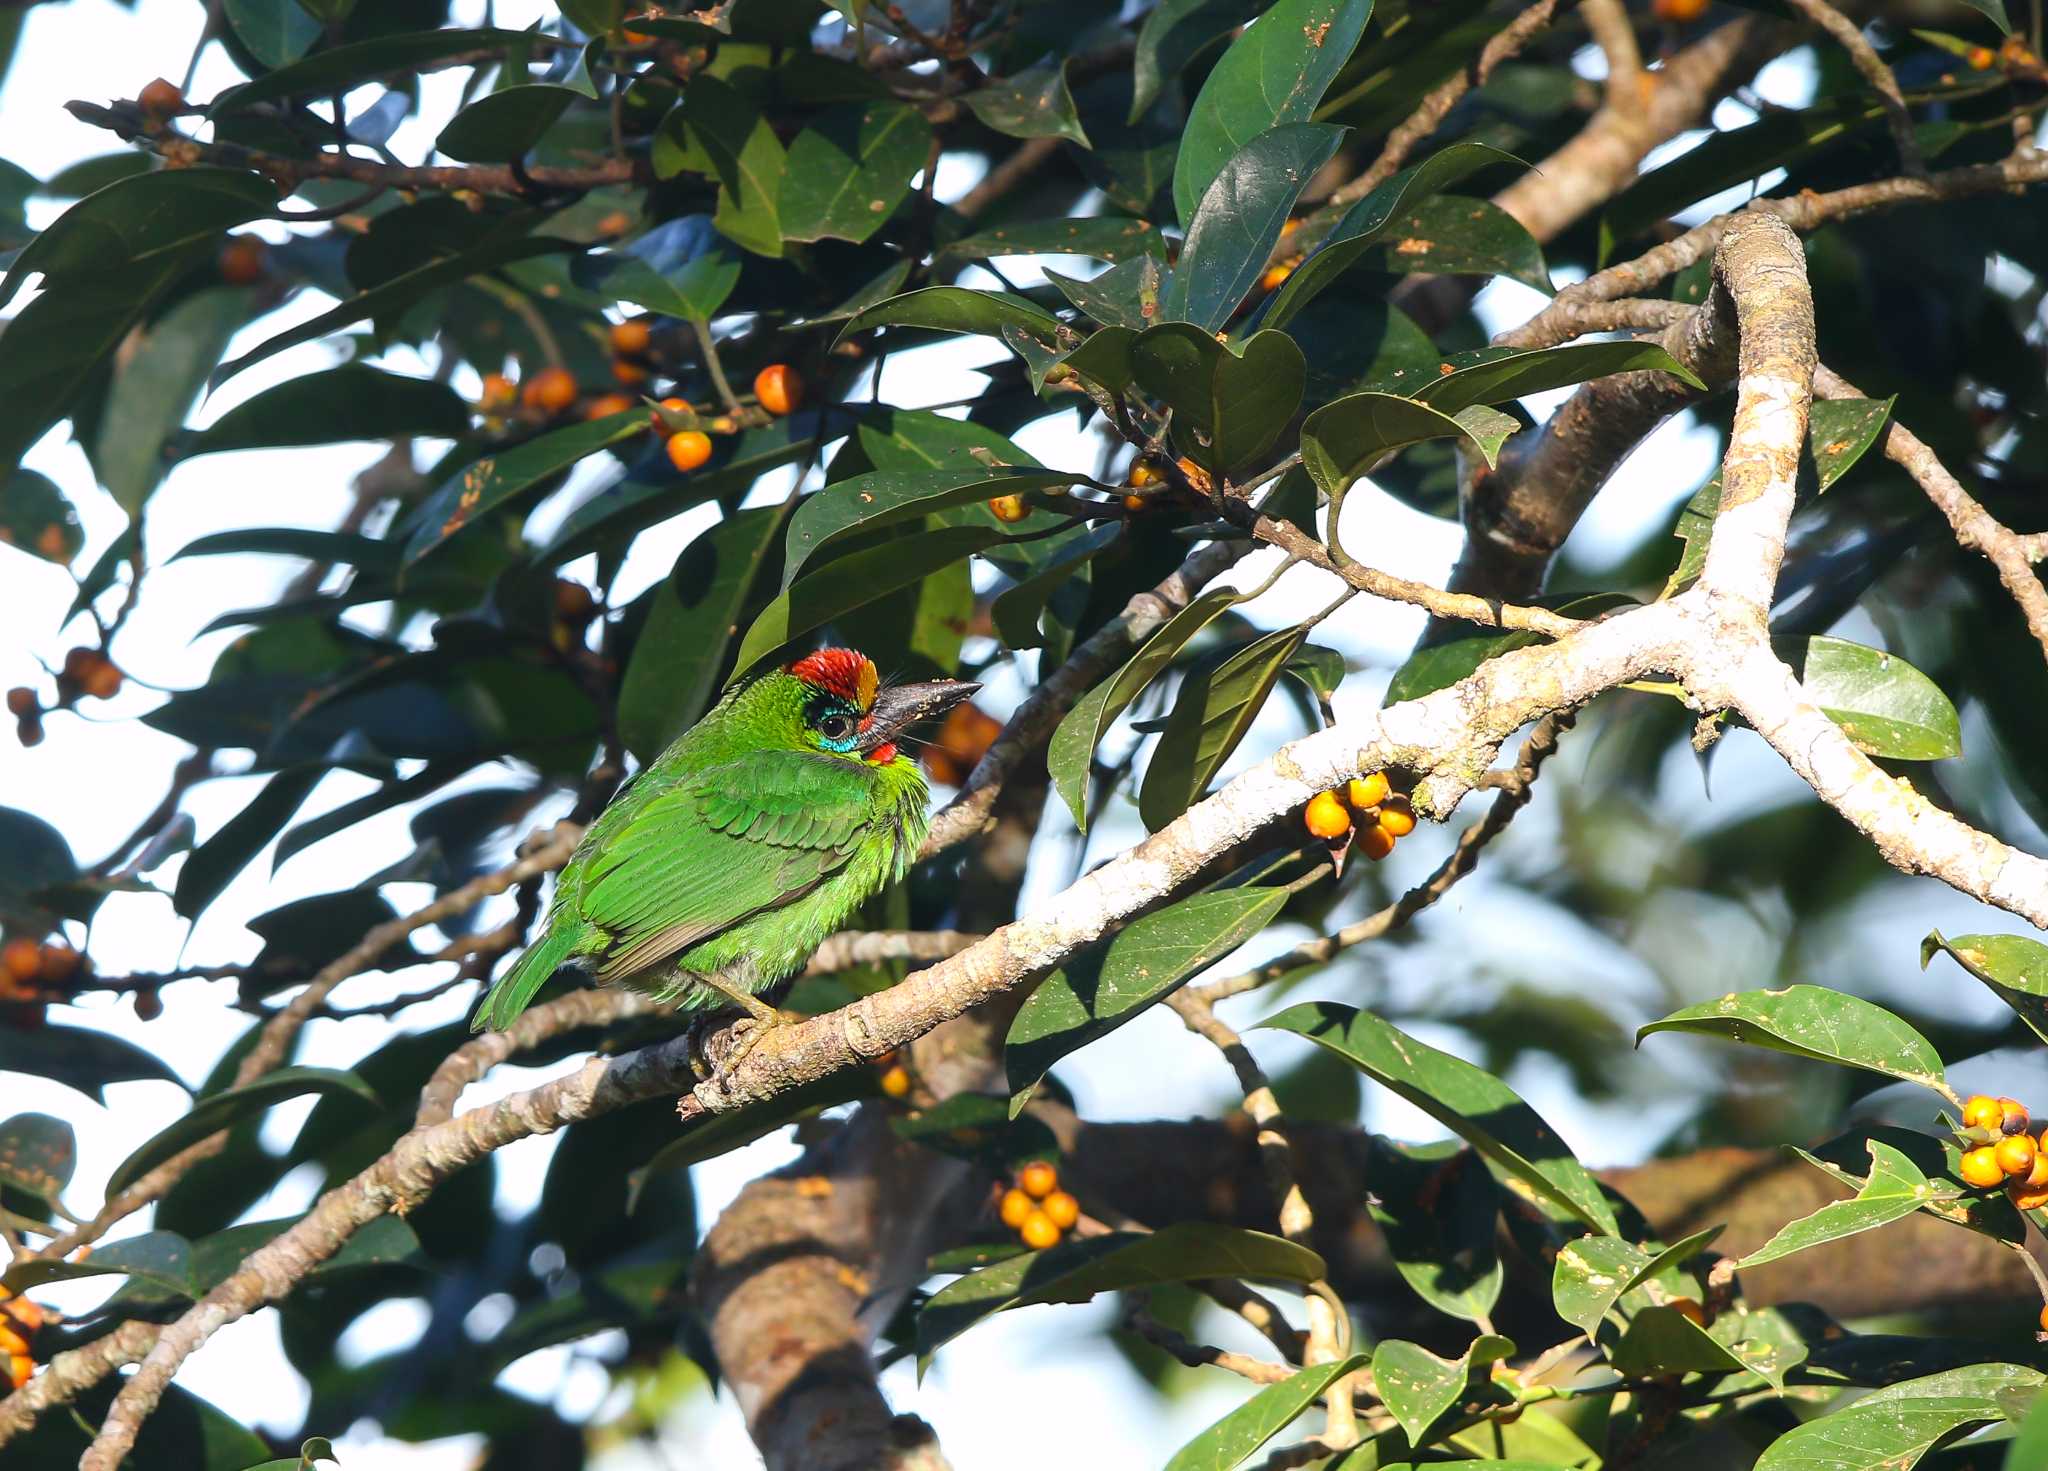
left=472, top=921, right=589, bottom=1032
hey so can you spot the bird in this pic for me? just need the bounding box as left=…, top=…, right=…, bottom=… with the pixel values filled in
left=472, top=648, right=979, bottom=1068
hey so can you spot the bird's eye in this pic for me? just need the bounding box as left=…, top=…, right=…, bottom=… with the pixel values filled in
left=818, top=714, right=854, bottom=742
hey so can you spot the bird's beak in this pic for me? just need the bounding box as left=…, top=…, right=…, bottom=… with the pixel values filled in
left=860, top=678, right=981, bottom=750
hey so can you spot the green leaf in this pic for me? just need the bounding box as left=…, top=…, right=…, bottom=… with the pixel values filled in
left=220, top=0, right=321, bottom=68
left=0, top=166, right=275, bottom=309
left=1924, top=931, right=2048, bottom=1046
left=964, top=62, right=1089, bottom=147
left=1410, top=341, right=1706, bottom=414
left=1264, top=143, right=1525, bottom=331
left=2006, top=1390, right=2048, bottom=1469
left=689, top=74, right=785, bottom=257
left=0, top=1021, right=185, bottom=1102
left=943, top=217, right=1165, bottom=266
left=436, top=84, right=582, bottom=164
left=1809, top=395, right=1896, bottom=492
left=1552, top=1226, right=1720, bottom=1335
left=1738, top=1139, right=1951, bottom=1270
left=0, top=1112, right=75, bottom=1209
left=781, top=467, right=1071, bottom=588
left=1662, top=472, right=1720, bottom=598
left=1361, top=194, right=1551, bottom=291
left=781, top=100, right=932, bottom=244
left=0, top=469, right=84, bottom=564
left=1639, top=984, right=1949, bottom=1095
left=106, top=1066, right=380, bottom=1196
left=174, top=767, right=325, bottom=919
left=1131, top=0, right=1261, bottom=123
left=211, top=26, right=544, bottom=113
left=1166, top=123, right=1346, bottom=333
left=1374, top=1335, right=1513, bottom=1448
left=591, top=246, right=743, bottom=324
left=1163, top=1355, right=1370, bottom=1471
left=1, top=1228, right=193, bottom=1297
left=1139, top=626, right=1308, bottom=830
left=1130, top=323, right=1305, bottom=475
left=1368, top=1141, right=1503, bottom=1326
left=1005, top=886, right=1291, bottom=1110
left=1047, top=586, right=1240, bottom=828
left=1607, top=1305, right=1748, bottom=1377
left=1172, top=0, right=1374, bottom=226
left=1048, top=256, right=1166, bottom=330
left=731, top=525, right=1001, bottom=676
left=182, top=365, right=469, bottom=457
left=1755, top=1394, right=2012, bottom=1471
left=839, top=284, right=1063, bottom=344
left=917, top=1223, right=1324, bottom=1363
left=402, top=409, right=646, bottom=564
left=92, top=287, right=247, bottom=513
left=1954, top=0, right=2013, bottom=34
left=991, top=524, right=1119, bottom=652
left=1300, top=391, right=1500, bottom=503
left=1779, top=635, right=1962, bottom=761
left=1260, top=1001, right=1618, bottom=1234
left=620, top=505, right=788, bottom=763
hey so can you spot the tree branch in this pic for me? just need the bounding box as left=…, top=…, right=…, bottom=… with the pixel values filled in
left=1777, top=0, right=1923, bottom=177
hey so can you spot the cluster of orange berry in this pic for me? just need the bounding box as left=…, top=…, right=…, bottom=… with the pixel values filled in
left=1955, top=1095, right=2048, bottom=1210
left=2, top=935, right=84, bottom=1002
left=1302, top=772, right=1414, bottom=860
left=10, top=646, right=122, bottom=747
left=0, top=1287, right=44, bottom=1390
left=999, top=1160, right=1081, bottom=1250
left=921, top=700, right=1003, bottom=788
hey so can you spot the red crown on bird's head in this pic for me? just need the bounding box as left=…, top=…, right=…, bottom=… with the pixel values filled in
left=786, top=648, right=879, bottom=712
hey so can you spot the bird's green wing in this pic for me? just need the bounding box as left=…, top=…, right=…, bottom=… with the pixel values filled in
left=573, top=751, right=874, bottom=982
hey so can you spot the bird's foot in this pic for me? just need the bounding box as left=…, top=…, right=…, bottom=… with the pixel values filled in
left=680, top=1000, right=789, bottom=1112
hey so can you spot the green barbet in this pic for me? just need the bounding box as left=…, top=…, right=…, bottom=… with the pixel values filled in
left=472, top=649, right=977, bottom=1055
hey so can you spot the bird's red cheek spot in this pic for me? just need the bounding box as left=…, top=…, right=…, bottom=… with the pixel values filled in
left=867, top=742, right=898, bottom=765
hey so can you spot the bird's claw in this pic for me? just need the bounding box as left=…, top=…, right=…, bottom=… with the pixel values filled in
left=681, top=1006, right=784, bottom=1109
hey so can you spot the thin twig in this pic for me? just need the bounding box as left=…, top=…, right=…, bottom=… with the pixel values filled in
left=1778, top=0, right=1924, bottom=176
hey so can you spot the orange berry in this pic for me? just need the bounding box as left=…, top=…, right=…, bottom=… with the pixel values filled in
left=988, top=493, right=1028, bottom=523
left=610, top=357, right=649, bottom=387
left=138, top=77, right=185, bottom=114
left=583, top=392, right=636, bottom=421
left=1652, top=0, right=1708, bottom=19
left=554, top=580, right=597, bottom=622
left=61, top=647, right=95, bottom=680
left=1667, top=1297, right=1706, bottom=1327
left=2002, top=1098, right=2032, bottom=1133
left=879, top=1064, right=911, bottom=1098
left=1347, top=773, right=1390, bottom=810
left=1128, top=458, right=1168, bottom=488
left=1960, top=1145, right=2007, bottom=1189
left=5, top=1353, right=26, bottom=1390
left=650, top=396, right=692, bottom=433
left=479, top=372, right=518, bottom=411
left=1280, top=217, right=1302, bottom=237
left=596, top=209, right=634, bottom=237
left=1258, top=263, right=1294, bottom=292
left=1378, top=799, right=1417, bottom=838
left=1999, top=1134, right=2038, bottom=1176
left=0, top=1323, right=24, bottom=1357
left=15, top=717, right=42, bottom=748
left=754, top=363, right=802, bottom=417
left=1019, top=1209, right=1061, bottom=1250
left=1123, top=494, right=1149, bottom=513
left=707, top=415, right=737, bottom=434
left=1968, top=45, right=1996, bottom=68
left=999, top=1187, right=1033, bottom=1229
left=1, top=1297, right=44, bottom=1333
left=1, top=939, right=40, bottom=984
left=522, top=366, right=577, bottom=415
left=217, top=235, right=267, bottom=286
left=36, top=944, right=80, bottom=986
left=610, top=319, right=651, bottom=356
left=2040, top=1302, right=2048, bottom=1334
left=666, top=430, right=713, bottom=472
left=1303, top=790, right=1351, bottom=840
left=1963, top=1095, right=2004, bottom=1132
left=81, top=659, right=122, bottom=701
left=1041, top=1190, right=1080, bottom=1230
left=1018, top=1160, right=1058, bottom=1199
left=5, top=688, right=34, bottom=719
left=1358, top=824, right=1396, bottom=861
left=134, top=986, right=162, bottom=1021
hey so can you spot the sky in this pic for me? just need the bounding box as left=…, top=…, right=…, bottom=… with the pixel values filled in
left=6, top=5, right=2030, bottom=1468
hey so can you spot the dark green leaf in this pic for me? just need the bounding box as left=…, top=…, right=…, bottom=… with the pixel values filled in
left=1130, top=323, right=1305, bottom=475
left=1131, top=0, right=1261, bottom=123
left=1369, top=1141, right=1503, bottom=1325
left=0, top=469, right=84, bottom=564
left=1, top=1228, right=193, bottom=1297
left=991, top=524, right=1120, bottom=650
left=1261, top=1001, right=1618, bottom=1233
left=965, top=62, right=1089, bottom=147
left=0, top=1112, right=75, bottom=1208
left=1924, top=931, right=2048, bottom=1046
left=1006, top=887, right=1291, bottom=1109
left=1167, top=123, right=1346, bottom=333
left=620, top=505, right=787, bottom=762
left=1638, top=984, right=1949, bottom=1095
left=211, top=27, right=546, bottom=113
left=592, top=246, right=742, bottom=322
left=781, top=467, right=1070, bottom=588
left=0, top=1021, right=185, bottom=1101
left=944, top=218, right=1164, bottom=265
left=1779, top=635, right=1962, bottom=761
left=1140, top=626, right=1307, bottom=830
left=1172, top=0, right=1374, bottom=226
left=638, top=1074, right=872, bottom=1180
left=92, top=287, right=247, bottom=512
left=1163, top=1354, right=1370, bottom=1471
left=220, top=0, right=321, bottom=68
left=1374, top=1335, right=1513, bottom=1448
left=173, top=767, right=325, bottom=919
left=1662, top=472, right=1720, bottom=598
left=840, top=284, right=1063, bottom=344
left=1048, top=256, right=1166, bottom=330
left=1953, top=0, right=2012, bottom=33
left=403, top=409, right=646, bottom=564
left=1410, top=341, right=1705, bottom=414
left=1300, top=391, right=1498, bottom=503
left=1264, top=143, right=1525, bottom=332
left=182, top=365, right=469, bottom=458
left=1608, top=1305, right=1747, bottom=1376
left=688, top=74, right=784, bottom=257
left=106, top=1066, right=380, bottom=1196
left=1364, top=194, right=1551, bottom=291
left=1739, top=1140, right=1949, bottom=1270
left=1810, top=395, right=1896, bottom=492
left=918, top=1223, right=1324, bottom=1363
left=436, top=85, right=581, bottom=164
left=781, top=100, right=932, bottom=244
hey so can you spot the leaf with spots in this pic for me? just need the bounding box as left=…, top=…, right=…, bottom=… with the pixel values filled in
left=0, top=1113, right=75, bottom=1216
left=1260, top=1001, right=1618, bottom=1234
left=1165, top=122, right=1346, bottom=333
left=1753, top=1370, right=2038, bottom=1471
left=1361, top=194, right=1552, bottom=291
left=1373, top=1335, right=1514, bottom=1449
left=1777, top=636, right=1962, bottom=762
left=1809, top=395, right=1895, bottom=492
left=780, top=100, right=933, bottom=245
left=0, top=469, right=84, bottom=565
left=1924, top=930, right=2048, bottom=1046
left=1638, top=983, right=1950, bottom=1096
left=1006, top=887, right=1290, bottom=1113
left=1163, top=1354, right=1369, bottom=1471
left=964, top=61, right=1089, bottom=147
left=401, top=408, right=646, bottom=564
left=1738, top=1139, right=1954, bottom=1270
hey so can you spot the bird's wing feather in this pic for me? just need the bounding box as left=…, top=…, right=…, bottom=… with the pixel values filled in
left=575, top=751, right=874, bottom=982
